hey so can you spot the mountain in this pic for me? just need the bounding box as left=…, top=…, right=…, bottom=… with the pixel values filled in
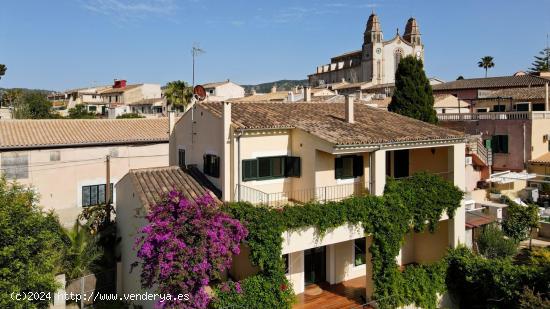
left=242, top=79, right=308, bottom=93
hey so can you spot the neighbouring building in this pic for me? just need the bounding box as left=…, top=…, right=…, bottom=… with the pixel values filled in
left=0, top=118, right=170, bottom=226
left=308, top=13, right=424, bottom=87
left=203, top=80, right=245, bottom=101
left=64, top=86, right=111, bottom=114
left=434, top=94, right=470, bottom=114
left=101, top=80, right=165, bottom=118
left=117, top=98, right=468, bottom=307
left=231, top=86, right=339, bottom=103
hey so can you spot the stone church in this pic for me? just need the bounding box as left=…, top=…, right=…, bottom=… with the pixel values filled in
left=308, top=13, right=424, bottom=87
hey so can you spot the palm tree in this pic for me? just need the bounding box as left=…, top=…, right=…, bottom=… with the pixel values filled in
left=0, top=64, right=6, bottom=80
left=478, top=56, right=495, bottom=78
left=64, top=221, right=102, bottom=280
left=164, top=80, right=193, bottom=111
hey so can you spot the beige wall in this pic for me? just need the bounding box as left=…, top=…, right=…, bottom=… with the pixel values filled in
left=0, top=143, right=168, bottom=227
left=531, top=118, right=550, bottom=160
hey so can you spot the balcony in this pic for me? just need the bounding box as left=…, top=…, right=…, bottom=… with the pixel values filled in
left=236, top=181, right=368, bottom=208
left=437, top=111, right=550, bottom=121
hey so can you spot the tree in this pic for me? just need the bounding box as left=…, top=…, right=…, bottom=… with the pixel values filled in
left=1, top=88, right=22, bottom=108
left=63, top=222, right=102, bottom=280
left=456, top=75, right=464, bottom=80
left=164, top=80, right=193, bottom=111
left=0, top=177, right=68, bottom=308
left=116, top=113, right=145, bottom=119
left=388, top=55, right=437, bottom=124
left=0, top=64, right=6, bottom=80
left=18, top=92, right=54, bottom=119
left=502, top=200, right=539, bottom=246
left=478, top=56, right=495, bottom=77
left=476, top=224, right=517, bottom=259
left=67, top=104, right=95, bottom=119
left=528, top=47, right=550, bottom=73
left=134, top=191, right=247, bottom=308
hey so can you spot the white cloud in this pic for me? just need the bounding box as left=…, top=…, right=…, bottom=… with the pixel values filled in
left=80, top=0, right=179, bottom=22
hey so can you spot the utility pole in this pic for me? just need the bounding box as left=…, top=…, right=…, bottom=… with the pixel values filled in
left=191, top=43, right=206, bottom=87
left=105, top=155, right=111, bottom=225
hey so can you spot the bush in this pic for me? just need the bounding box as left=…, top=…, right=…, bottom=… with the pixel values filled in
left=501, top=198, right=539, bottom=242
left=477, top=224, right=517, bottom=259
left=518, top=286, right=550, bottom=309
left=116, top=113, right=144, bottom=119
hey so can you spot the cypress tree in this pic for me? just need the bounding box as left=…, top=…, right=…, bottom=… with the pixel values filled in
left=388, top=56, right=437, bottom=124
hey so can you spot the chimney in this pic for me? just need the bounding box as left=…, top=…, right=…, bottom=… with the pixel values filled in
left=221, top=102, right=232, bottom=202
left=294, top=86, right=299, bottom=94
left=251, top=89, right=257, bottom=96
left=288, top=91, right=295, bottom=102
left=113, top=79, right=127, bottom=88
left=271, top=85, right=277, bottom=93
left=357, top=90, right=363, bottom=101
left=304, top=87, right=312, bottom=102
left=168, top=111, right=176, bottom=135
left=345, top=95, right=354, bottom=123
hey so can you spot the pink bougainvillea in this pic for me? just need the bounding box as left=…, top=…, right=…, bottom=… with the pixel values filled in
left=134, top=191, right=248, bottom=308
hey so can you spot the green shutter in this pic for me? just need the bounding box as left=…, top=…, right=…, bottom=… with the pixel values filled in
left=243, top=159, right=258, bottom=181
left=502, top=135, right=508, bottom=153
left=285, top=156, right=301, bottom=177
left=491, top=136, right=498, bottom=153
left=203, top=155, right=208, bottom=174
left=212, top=156, right=220, bottom=178
left=353, top=155, right=364, bottom=177
left=335, top=157, right=343, bottom=179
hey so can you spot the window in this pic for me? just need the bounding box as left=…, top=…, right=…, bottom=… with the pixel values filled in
left=82, top=183, right=114, bottom=207
left=203, top=154, right=220, bottom=178
left=109, top=148, right=119, bottom=158
left=89, top=105, right=97, bottom=112
left=282, top=254, right=289, bottom=275
left=1, top=152, right=29, bottom=179
left=335, top=155, right=363, bottom=179
left=491, top=135, right=509, bottom=154
left=178, top=149, right=186, bottom=168
left=50, top=151, right=60, bottom=162
left=92, top=95, right=97, bottom=99
left=242, top=156, right=301, bottom=181
left=515, top=103, right=529, bottom=112
left=476, top=108, right=488, bottom=113
left=354, top=238, right=366, bottom=266
left=533, top=103, right=546, bottom=111
left=492, top=105, right=506, bottom=112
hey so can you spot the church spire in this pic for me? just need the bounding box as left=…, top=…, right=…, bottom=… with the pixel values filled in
left=403, top=17, right=421, bottom=45
left=364, top=12, right=383, bottom=44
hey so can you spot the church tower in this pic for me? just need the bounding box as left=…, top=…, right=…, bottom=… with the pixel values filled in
left=362, top=12, right=384, bottom=84
left=403, top=17, right=421, bottom=46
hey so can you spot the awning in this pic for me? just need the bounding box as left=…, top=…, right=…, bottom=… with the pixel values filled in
left=465, top=211, right=494, bottom=229
left=488, top=171, right=537, bottom=184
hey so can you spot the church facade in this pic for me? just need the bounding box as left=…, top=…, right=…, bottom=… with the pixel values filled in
left=308, top=13, right=424, bottom=87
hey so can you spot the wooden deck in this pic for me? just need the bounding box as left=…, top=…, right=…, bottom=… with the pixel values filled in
left=293, top=276, right=369, bottom=309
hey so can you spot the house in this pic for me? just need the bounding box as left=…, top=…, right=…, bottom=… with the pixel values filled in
left=0, top=118, right=170, bottom=226
left=309, top=13, right=424, bottom=87
left=231, top=86, right=337, bottom=103
left=202, top=80, right=245, bottom=101
left=434, top=94, right=470, bottom=114
left=99, top=80, right=165, bottom=118
left=116, top=97, right=468, bottom=307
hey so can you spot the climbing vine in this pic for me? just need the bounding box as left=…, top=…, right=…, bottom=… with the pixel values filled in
left=212, top=172, right=463, bottom=309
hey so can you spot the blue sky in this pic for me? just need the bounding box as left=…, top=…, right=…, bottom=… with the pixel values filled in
left=1, top=0, right=549, bottom=90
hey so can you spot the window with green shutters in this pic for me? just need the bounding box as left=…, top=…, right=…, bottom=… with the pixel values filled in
left=491, top=135, right=509, bottom=154
left=203, top=154, right=220, bottom=178
left=242, top=156, right=300, bottom=181
left=178, top=149, right=185, bottom=168
left=335, top=155, right=364, bottom=179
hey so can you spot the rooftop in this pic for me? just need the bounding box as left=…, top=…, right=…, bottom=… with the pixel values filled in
left=100, top=84, right=143, bottom=95
left=200, top=102, right=464, bottom=146
left=488, top=87, right=548, bottom=100
left=0, top=118, right=169, bottom=150
left=432, top=75, right=549, bottom=92
left=126, top=166, right=222, bottom=209
left=203, top=80, right=235, bottom=89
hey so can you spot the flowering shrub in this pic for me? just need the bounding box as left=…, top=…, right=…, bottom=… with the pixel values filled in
left=134, top=191, right=248, bottom=308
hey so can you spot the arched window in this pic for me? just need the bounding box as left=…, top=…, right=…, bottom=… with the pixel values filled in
left=394, top=49, right=404, bottom=73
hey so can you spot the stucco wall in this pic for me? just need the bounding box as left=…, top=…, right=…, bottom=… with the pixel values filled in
left=0, top=143, right=168, bottom=227
left=531, top=118, right=550, bottom=160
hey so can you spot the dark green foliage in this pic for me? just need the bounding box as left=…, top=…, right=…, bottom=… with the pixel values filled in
left=63, top=222, right=102, bottom=280
left=388, top=56, right=437, bottom=124
left=116, top=113, right=145, bottom=119
left=518, top=286, right=550, bottom=309
left=242, top=79, right=308, bottom=93
left=0, top=64, right=6, bottom=80
left=501, top=197, right=539, bottom=242
left=446, top=247, right=549, bottom=309
left=0, top=177, right=69, bottom=308
left=216, top=172, right=463, bottom=309
left=477, top=224, right=517, bottom=259
left=68, top=104, right=96, bottom=119
left=15, top=92, right=58, bottom=119
left=529, top=47, right=550, bottom=73
left=478, top=56, right=495, bottom=77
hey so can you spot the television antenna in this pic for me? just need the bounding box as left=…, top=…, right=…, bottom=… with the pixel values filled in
left=191, top=43, right=206, bottom=87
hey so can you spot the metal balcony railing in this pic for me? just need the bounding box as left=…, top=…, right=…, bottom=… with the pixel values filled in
left=236, top=181, right=368, bottom=207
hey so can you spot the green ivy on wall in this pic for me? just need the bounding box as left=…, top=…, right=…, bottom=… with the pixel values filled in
left=212, top=172, right=463, bottom=309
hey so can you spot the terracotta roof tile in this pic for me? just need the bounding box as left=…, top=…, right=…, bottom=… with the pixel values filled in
left=127, top=166, right=222, bottom=209
left=488, top=87, right=547, bottom=100
left=0, top=118, right=169, bottom=150
left=432, top=75, right=549, bottom=91
left=200, top=102, right=464, bottom=146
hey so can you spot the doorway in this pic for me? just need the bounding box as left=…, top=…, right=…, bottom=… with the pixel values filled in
left=304, top=247, right=326, bottom=285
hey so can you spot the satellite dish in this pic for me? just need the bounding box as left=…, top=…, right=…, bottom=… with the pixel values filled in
left=193, top=85, right=207, bottom=101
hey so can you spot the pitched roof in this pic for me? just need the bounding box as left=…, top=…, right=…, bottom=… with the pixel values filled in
left=432, top=75, right=549, bottom=91
left=465, top=210, right=494, bottom=229
left=200, top=102, right=464, bottom=146
left=203, top=81, right=232, bottom=89
left=488, top=87, right=547, bottom=100
left=530, top=153, right=550, bottom=164
left=228, top=91, right=289, bottom=102
left=0, top=118, right=169, bottom=150
left=99, top=84, right=143, bottom=94
left=127, top=166, right=222, bottom=208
